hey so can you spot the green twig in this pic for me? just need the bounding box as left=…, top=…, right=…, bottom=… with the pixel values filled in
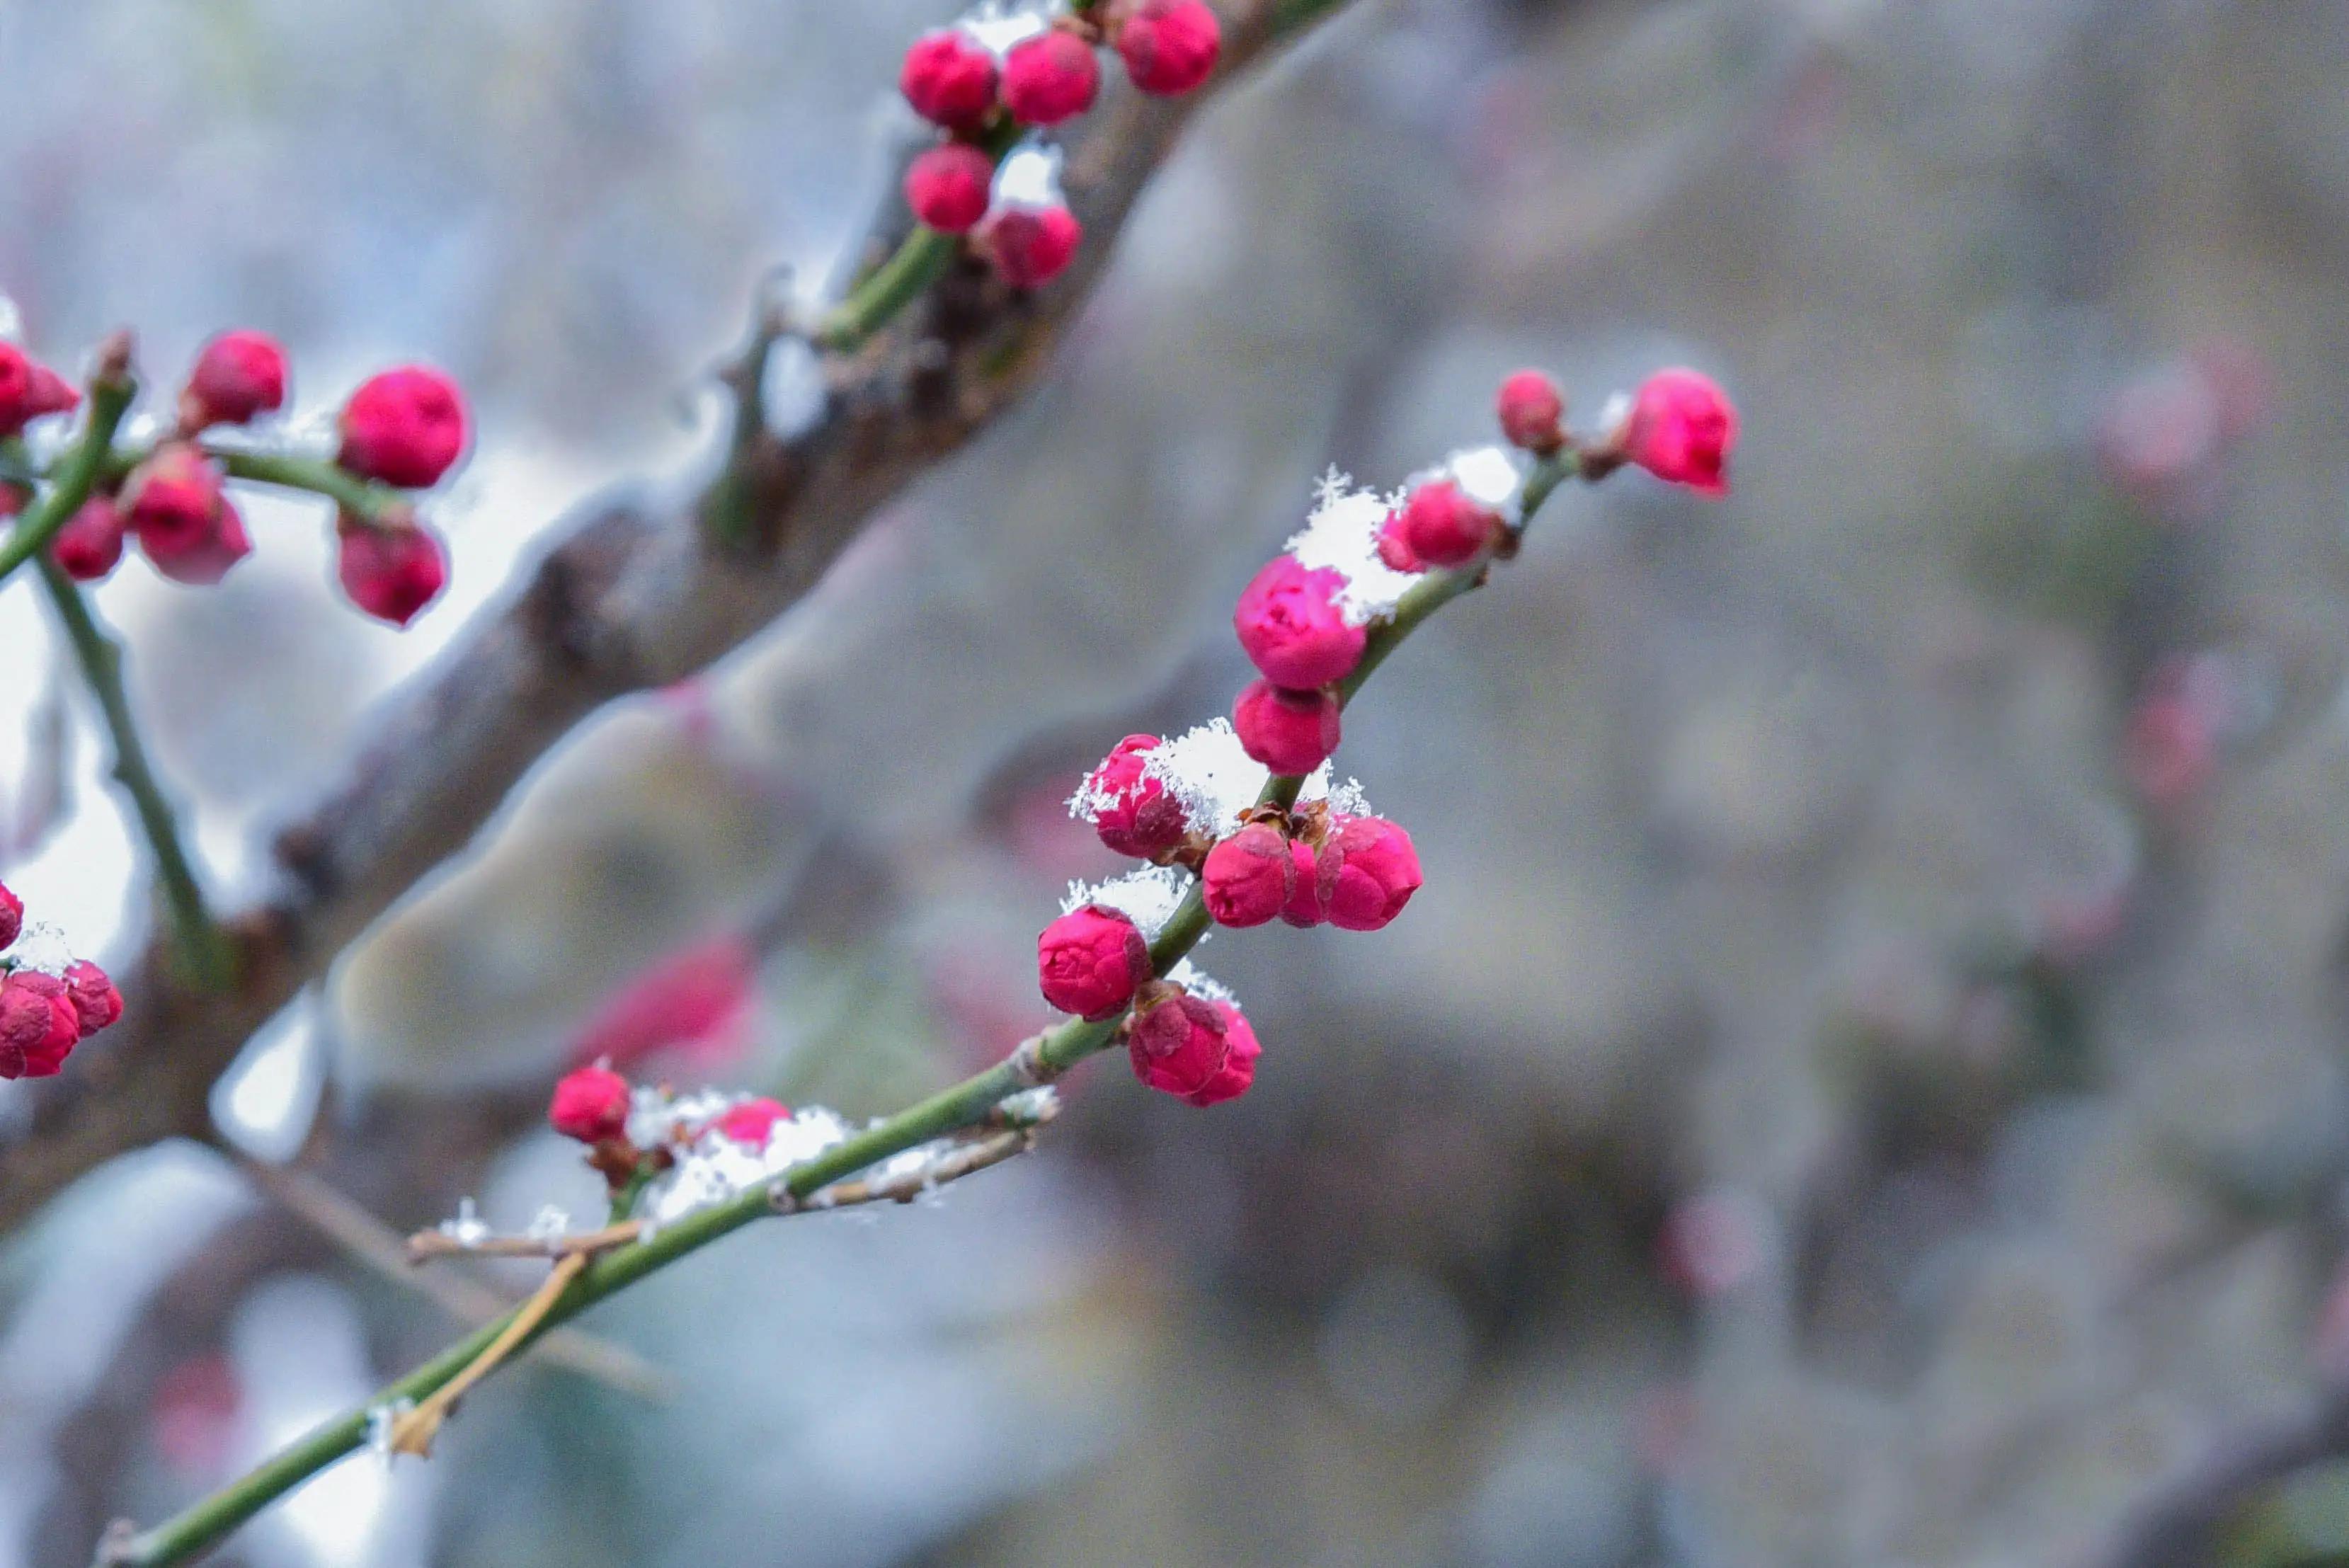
left=0, top=338, right=137, bottom=588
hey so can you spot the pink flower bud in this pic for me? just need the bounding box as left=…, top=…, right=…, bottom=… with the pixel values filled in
left=714, top=1097, right=791, bottom=1145
left=900, top=30, right=999, bottom=132
left=62, top=959, right=122, bottom=1036
left=1398, top=479, right=1500, bottom=568
left=1374, top=512, right=1424, bottom=573
left=1622, top=368, right=1736, bottom=496
left=1233, top=678, right=1340, bottom=774
left=1279, top=837, right=1334, bottom=927
left=904, top=143, right=995, bottom=234
left=1201, top=820, right=1295, bottom=927
left=183, top=330, right=289, bottom=430
left=52, top=496, right=126, bottom=581
left=1496, top=368, right=1565, bottom=452
left=1037, top=904, right=1151, bottom=1019
left=338, top=366, right=469, bottom=488
left=549, top=1065, right=632, bottom=1143
left=982, top=204, right=1082, bottom=288
left=124, top=445, right=226, bottom=556
left=1323, top=814, right=1422, bottom=931
left=145, top=497, right=253, bottom=587
left=0, top=972, right=80, bottom=1080
left=336, top=515, right=448, bottom=626
left=1115, top=0, right=1221, bottom=95
left=0, top=883, right=19, bottom=949
left=1084, top=733, right=1188, bottom=859
left=1234, top=556, right=1365, bottom=689
left=1002, top=30, right=1099, bottom=126
left=0, top=344, right=74, bottom=436
left=1128, top=989, right=1259, bottom=1106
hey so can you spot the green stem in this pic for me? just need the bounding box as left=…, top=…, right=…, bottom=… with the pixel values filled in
left=211, top=450, right=408, bottom=524
left=813, top=227, right=959, bottom=351
left=0, top=370, right=136, bottom=588
left=35, top=559, right=236, bottom=993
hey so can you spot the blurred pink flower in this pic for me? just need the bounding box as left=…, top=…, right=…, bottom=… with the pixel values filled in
left=567, top=936, right=758, bottom=1072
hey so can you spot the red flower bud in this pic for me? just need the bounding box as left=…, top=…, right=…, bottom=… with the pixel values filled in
left=981, top=204, right=1082, bottom=288
left=900, top=30, right=999, bottom=132
left=1233, top=556, right=1365, bottom=689
left=1128, top=989, right=1259, bottom=1106
left=1037, top=904, right=1151, bottom=1019
left=1083, top=733, right=1188, bottom=859
left=1233, top=678, right=1340, bottom=774
left=336, top=515, right=448, bottom=626
left=1375, top=512, right=1424, bottom=573
left=1398, top=479, right=1500, bottom=568
left=1621, top=368, right=1736, bottom=496
left=549, top=1065, right=632, bottom=1143
left=338, top=365, right=469, bottom=488
left=125, top=447, right=253, bottom=585
left=0, top=883, right=20, bottom=949
left=147, top=498, right=253, bottom=586
left=1002, top=30, right=1099, bottom=127
left=62, top=959, right=122, bottom=1036
left=714, top=1097, right=791, bottom=1145
left=50, top=496, right=127, bottom=581
left=1496, top=368, right=1565, bottom=452
left=1322, top=814, right=1422, bottom=931
left=1114, top=0, right=1221, bottom=96
left=1279, top=837, right=1334, bottom=927
left=0, top=972, right=80, bottom=1080
left=0, top=344, right=75, bottom=436
left=1201, top=821, right=1294, bottom=927
left=183, top=330, right=289, bottom=430
left=904, top=143, right=995, bottom=234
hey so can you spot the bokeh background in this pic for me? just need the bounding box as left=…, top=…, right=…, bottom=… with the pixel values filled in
left=6, top=0, right=2349, bottom=1563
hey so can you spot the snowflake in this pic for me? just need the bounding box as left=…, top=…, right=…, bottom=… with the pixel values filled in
left=1285, top=467, right=1419, bottom=624
left=1165, top=958, right=1237, bottom=1007
left=525, top=1205, right=571, bottom=1242
left=631, top=1095, right=854, bottom=1227
left=1443, top=444, right=1526, bottom=516
left=959, top=0, right=1051, bottom=54
left=436, top=1197, right=490, bottom=1249
left=365, top=1399, right=416, bottom=1458
left=1061, top=863, right=1194, bottom=939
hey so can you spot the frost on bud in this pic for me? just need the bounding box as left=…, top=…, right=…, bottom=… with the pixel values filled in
left=0, top=343, right=75, bottom=436
left=1620, top=368, right=1737, bottom=496
left=182, top=330, right=289, bottom=430
left=1037, top=903, right=1151, bottom=1020
left=336, top=515, right=448, bottom=626
left=981, top=204, right=1082, bottom=289
left=0, top=882, right=21, bottom=951
left=62, top=959, right=122, bottom=1036
left=1114, top=0, right=1221, bottom=97
left=905, top=143, right=995, bottom=234
left=1002, top=30, right=1099, bottom=127
left=1233, top=678, right=1340, bottom=775
left=1201, top=820, right=1295, bottom=928
left=549, top=1065, right=631, bottom=1143
left=1398, top=479, right=1501, bottom=568
left=1082, top=733, right=1188, bottom=859
left=1496, top=368, right=1565, bottom=453
left=1128, top=986, right=1259, bottom=1106
left=714, top=1097, right=791, bottom=1146
left=1234, top=556, right=1366, bottom=689
left=338, top=365, right=469, bottom=488
left=51, top=496, right=127, bottom=581
left=125, top=447, right=253, bottom=585
left=1279, top=836, right=1335, bottom=927
left=901, top=30, right=999, bottom=132
left=0, top=972, right=81, bottom=1080
left=1323, top=814, right=1422, bottom=931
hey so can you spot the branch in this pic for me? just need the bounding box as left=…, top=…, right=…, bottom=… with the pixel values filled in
left=0, top=332, right=135, bottom=585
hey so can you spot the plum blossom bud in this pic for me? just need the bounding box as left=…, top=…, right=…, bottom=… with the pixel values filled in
left=1128, top=987, right=1259, bottom=1106
left=904, top=144, right=995, bottom=234
left=1002, top=30, right=1099, bottom=126
left=1279, top=837, right=1334, bottom=927
left=982, top=203, right=1082, bottom=289
left=1233, top=678, right=1340, bottom=774
left=1398, top=479, right=1501, bottom=568
left=0, top=344, right=74, bottom=436
left=1038, top=904, right=1151, bottom=1019
left=900, top=30, right=998, bottom=132
left=1495, top=369, right=1565, bottom=452
left=1201, top=821, right=1295, bottom=927
left=714, top=1097, right=791, bottom=1145
left=1234, top=556, right=1365, bottom=689
left=62, top=960, right=122, bottom=1036
left=338, top=366, right=469, bottom=488
left=1375, top=512, right=1424, bottom=573
left=0, top=972, right=80, bottom=1080
left=125, top=447, right=253, bottom=585
left=336, top=515, right=448, bottom=626
left=1322, top=814, right=1421, bottom=931
left=549, top=1065, right=631, bottom=1143
left=1084, top=734, right=1188, bottom=859
left=1621, top=368, right=1736, bottom=496
left=147, top=498, right=253, bottom=587
left=51, top=496, right=127, bottom=581
left=0, top=883, right=20, bottom=949
left=25, top=362, right=79, bottom=423
left=1114, top=0, right=1221, bottom=96
left=182, top=330, right=289, bottom=430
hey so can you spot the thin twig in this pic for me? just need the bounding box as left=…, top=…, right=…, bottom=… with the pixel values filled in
left=406, top=1220, right=645, bottom=1264
left=0, top=331, right=135, bottom=586
left=387, top=1251, right=588, bottom=1458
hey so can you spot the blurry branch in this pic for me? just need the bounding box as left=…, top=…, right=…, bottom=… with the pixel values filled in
left=2099, top=1383, right=2349, bottom=1568
left=0, top=332, right=134, bottom=585
left=0, top=0, right=1358, bottom=1236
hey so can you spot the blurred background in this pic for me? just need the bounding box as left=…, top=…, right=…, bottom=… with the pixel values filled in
left=5, top=0, right=2349, bottom=1563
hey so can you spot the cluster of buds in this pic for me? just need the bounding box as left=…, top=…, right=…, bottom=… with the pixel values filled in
left=3, top=331, right=469, bottom=626
left=547, top=1060, right=794, bottom=1192
left=0, top=879, right=122, bottom=1081
left=898, top=0, right=1223, bottom=289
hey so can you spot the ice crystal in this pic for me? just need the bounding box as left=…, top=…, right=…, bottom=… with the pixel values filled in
left=959, top=0, right=1052, bottom=55
left=1061, top=862, right=1194, bottom=939
left=365, top=1399, right=416, bottom=1458
left=632, top=1093, right=854, bottom=1228
left=1138, top=719, right=1265, bottom=835
left=1165, top=958, right=1237, bottom=1007
left=1286, top=467, right=1419, bottom=624
left=1444, top=444, right=1526, bottom=516
left=994, top=142, right=1063, bottom=208
left=436, top=1197, right=490, bottom=1249
left=2, top=921, right=70, bottom=978
left=525, top=1205, right=571, bottom=1242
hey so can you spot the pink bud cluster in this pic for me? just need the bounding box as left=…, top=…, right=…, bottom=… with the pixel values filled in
left=0, top=879, right=122, bottom=1082
left=548, top=1060, right=799, bottom=1192
left=898, top=1, right=1223, bottom=290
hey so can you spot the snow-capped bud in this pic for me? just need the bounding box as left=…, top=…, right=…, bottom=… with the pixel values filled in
left=1620, top=368, right=1736, bottom=496
left=336, top=515, right=448, bottom=626
left=145, top=496, right=253, bottom=587
left=548, top=1065, right=632, bottom=1143
left=1496, top=369, right=1565, bottom=453
left=1114, top=0, right=1221, bottom=95
left=0, top=972, right=80, bottom=1080
left=1037, top=904, right=1151, bottom=1020
left=1128, top=987, right=1259, bottom=1106
left=1322, top=814, right=1422, bottom=931
left=1398, top=479, right=1501, bottom=568
left=981, top=204, right=1082, bottom=288
left=1234, top=556, right=1366, bottom=689
left=901, top=30, right=999, bottom=132
left=714, top=1097, right=791, bottom=1146
left=1201, top=820, right=1295, bottom=927
left=904, top=143, right=995, bottom=234
left=1375, top=512, right=1424, bottom=573
left=1233, top=678, right=1340, bottom=774
left=0, top=344, right=75, bottom=436
left=62, top=959, right=122, bottom=1036
left=1083, top=734, right=1188, bottom=859
left=181, top=330, right=289, bottom=430
left=1002, top=30, right=1099, bottom=127
left=1279, top=837, right=1334, bottom=927
left=338, top=366, right=469, bottom=488
left=50, top=496, right=127, bottom=581
left=0, top=882, right=21, bottom=950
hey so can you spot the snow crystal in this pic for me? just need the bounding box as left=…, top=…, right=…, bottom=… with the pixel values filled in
left=1139, top=719, right=1267, bottom=835
left=632, top=1096, right=853, bottom=1227
left=436, top=1197, right=490, bottom=1249
left=998, top=1085, right=1061, bottom=1124
left=3, top=921, right=71, bottom=978
left=994, top=142, right=1063, bottom=208
left=1444, top=445, right=1526, bottom=515
left=525, top=1205, right=571, bottom=1242
left=1061, top=862, right=1193, bottom=939
left=959, top=1, right=1051, bottom=54
left=365, top=1399, right=416, bottom=1458
left=1165, top=958, right=1237, bottom=1007
left=1286, top=467, right=1419, bottom=624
